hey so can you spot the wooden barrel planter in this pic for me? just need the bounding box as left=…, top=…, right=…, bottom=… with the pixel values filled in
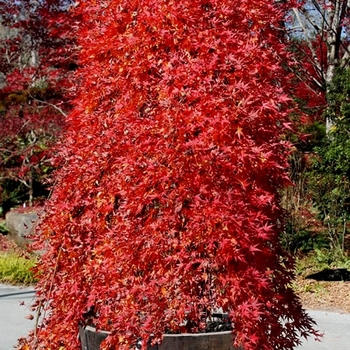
left=79, top=325, right=241, bottom=350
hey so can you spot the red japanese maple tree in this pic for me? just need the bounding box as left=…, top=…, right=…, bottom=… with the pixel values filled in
left=22, top=1, right=319, bottom=349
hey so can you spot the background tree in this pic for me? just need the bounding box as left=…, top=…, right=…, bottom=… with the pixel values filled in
left=0, top=0, right=77, bottom=214
left=20, top=1, right=319, bottom=349
left=306, top=68, right=350, bottom=253
left=280, top=1, right=350, bottom=253
left=288, top=0, right=350, bottom=131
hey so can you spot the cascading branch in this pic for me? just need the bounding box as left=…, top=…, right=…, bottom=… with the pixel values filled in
left=21, top=1, right=319, bottom=349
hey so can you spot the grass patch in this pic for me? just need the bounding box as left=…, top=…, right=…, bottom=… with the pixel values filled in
left=0, top=250, right=37, bottom=285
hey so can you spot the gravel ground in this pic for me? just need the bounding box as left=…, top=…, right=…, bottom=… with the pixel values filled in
left=295, top=275, right=350, bottom=313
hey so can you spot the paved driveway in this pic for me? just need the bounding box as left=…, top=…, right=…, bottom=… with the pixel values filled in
left=296, top=309, right=350, bottom=350
left=1, top=284, right=349, bottom=349
left=0, top=284, right=35, bottom=350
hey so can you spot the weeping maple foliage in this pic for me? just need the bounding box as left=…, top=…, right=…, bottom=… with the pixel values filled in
left=22, top=1, right=319, bottom=349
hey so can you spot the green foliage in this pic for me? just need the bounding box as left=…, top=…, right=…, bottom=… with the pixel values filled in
left=281, top=148, right=327, bottom=254
left=306, top=68, right=350, bottom=251
left=327, top=68, right=350, bottom=125
left=311, top=248, right=350, bottom=268
left=0, top=220, right=8, bottom=234
left=0, top=251, right=37, bottom=285
left=282, top=69, right=350, bottom=255
left=303, top=121, right=326, bottom=151
left=281, top=222, right=328, bottom=254
left=296, top=249, right=350, bottom=277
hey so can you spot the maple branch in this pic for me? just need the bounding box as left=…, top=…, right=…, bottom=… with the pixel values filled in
left=34, top=245, right=63, bottom=342
left=310, top=0, right=328, bottom=25
left=300, top=6, right=323, bottom=34
left=28, top=91, right=68, bottom=118
left=0, top=144, right=32, bottom=166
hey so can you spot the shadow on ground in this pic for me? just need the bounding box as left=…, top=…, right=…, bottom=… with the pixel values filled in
left=306, top=268, right=350, bottom=281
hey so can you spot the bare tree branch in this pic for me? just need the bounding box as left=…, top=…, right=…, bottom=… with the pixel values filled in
left=292, top=8, right=323, bottom=74
left=28, top=92, right=68, bottom=118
